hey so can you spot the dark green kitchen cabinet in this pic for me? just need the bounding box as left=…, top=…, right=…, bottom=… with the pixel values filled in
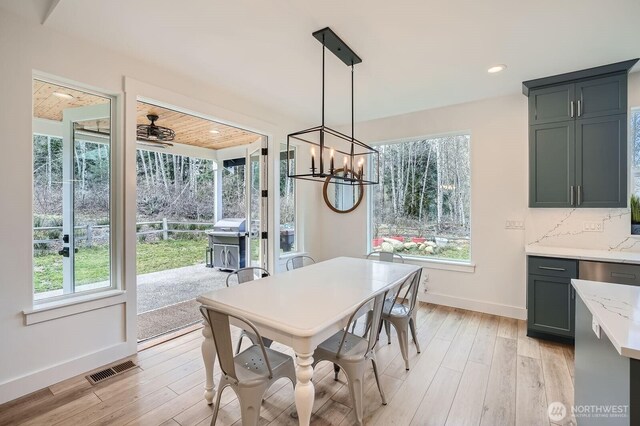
left=527, top=256, right=577, bottom=340
left=523, top=59, right=637, bottom=208
left=576, top=114, right=627, bottom=207
left=529, top=122, right=575, bottom=207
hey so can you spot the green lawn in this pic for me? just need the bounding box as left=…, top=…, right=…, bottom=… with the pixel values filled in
left=33, top=238, right=207, bottom=293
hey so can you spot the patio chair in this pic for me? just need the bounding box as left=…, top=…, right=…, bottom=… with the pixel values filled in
left=285, top=255, right=316, bottom=271
left=226, top=267, right=272, bottom=354
left=312, top=291, right=388, bottom=426
left=200, top=305, right=296, bottom=426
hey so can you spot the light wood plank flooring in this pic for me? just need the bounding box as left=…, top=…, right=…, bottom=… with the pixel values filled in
left=0, top=304, right=576, bottom=425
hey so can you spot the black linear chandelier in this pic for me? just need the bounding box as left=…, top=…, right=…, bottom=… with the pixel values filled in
left=137, top=114, right=176, bottom=142
left=287, top=27, right=379, bottom=185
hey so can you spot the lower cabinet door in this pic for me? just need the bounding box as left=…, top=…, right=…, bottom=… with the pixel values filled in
left=528, top=274, right=575, bottom=337
left=213, top=244, right=227, bottom=268
left=226, top=246, right=240, bottom=270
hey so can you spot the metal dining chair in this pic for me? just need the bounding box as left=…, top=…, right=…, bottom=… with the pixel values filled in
left=200, top=305, right=296, bottom=426
left=375, top=269, right=423, bottom=370
left=351, top=251, right=406, bottom=334
left=285, top=255, right=316, bottom=271
left=226, top=267, right=272, bottom=353
left=312, top=291, right=388, bottom=426
left=366, top=251, right=405, bottom=263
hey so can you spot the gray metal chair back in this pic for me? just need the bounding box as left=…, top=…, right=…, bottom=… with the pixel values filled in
left=386, top=268, right=422, bottom=317
left=285, top=255, right=316, bottom=271
left=367, top=251, right=405, bottom=263
left=341, top=291, right=386, bottom=356
left=226, top=267, right=270, bottom=287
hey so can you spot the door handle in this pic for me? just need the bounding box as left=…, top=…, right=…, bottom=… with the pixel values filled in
left=570, top=185, right=575, bottom=206
left=570, top=101, right=575, bottom=118
left=577, top=185, right=582, bottom=206
left=577, top=100, right=582, bottom=117
left=57, top=247, right=78, bottom=257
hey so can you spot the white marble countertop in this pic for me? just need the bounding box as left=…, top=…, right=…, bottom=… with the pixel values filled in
left=526, top=244, right=640, bottom=264
left=572, top=279, right=640, bottom=359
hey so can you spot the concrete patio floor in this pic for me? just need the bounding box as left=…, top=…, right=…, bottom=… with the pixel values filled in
left=137, top=263, right=229, bottom=314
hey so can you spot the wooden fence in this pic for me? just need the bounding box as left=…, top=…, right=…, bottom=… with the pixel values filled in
left=33, top=219, right=215, bottom=247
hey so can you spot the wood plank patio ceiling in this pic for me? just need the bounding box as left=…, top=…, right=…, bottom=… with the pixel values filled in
left=33, top=80, right=262, bottom=150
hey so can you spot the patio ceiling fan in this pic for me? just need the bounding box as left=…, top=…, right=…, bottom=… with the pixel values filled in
left=137, top=114, right=175, bottom=146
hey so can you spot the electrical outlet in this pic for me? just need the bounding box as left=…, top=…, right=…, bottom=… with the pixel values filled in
left=583, top=221, right=603, bottom=232
left=592, top=317, right=601, bottom=339
left=505, top=220, right=525, bottom=230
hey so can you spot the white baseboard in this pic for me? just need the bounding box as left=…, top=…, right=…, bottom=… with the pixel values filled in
left=421, top=292, right=527, bottom=320
left=0, top=342, right=134, bottom=405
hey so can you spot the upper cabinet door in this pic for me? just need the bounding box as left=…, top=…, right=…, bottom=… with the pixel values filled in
left=575, top=74, right=627, bottom=119
left=529, top=121, right=576, bottom=208
left=529, top=84, right=575, bottom=125
left=575, top=114, right=627, bottom=208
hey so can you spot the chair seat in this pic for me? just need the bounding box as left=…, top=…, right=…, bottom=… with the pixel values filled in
left=234, top=345, right=293, bottom=386
left=383, top=299, right=410, bottom=317
left=315, top=330, right=370, bottom=362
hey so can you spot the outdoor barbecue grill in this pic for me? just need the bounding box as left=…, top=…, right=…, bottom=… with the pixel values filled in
left=206, top=218, right=247, bottom=271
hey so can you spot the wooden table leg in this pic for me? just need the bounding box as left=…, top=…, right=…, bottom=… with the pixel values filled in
left=294, top=352, right=315, bottom=426
left=201, top=321, right=217, bottom=404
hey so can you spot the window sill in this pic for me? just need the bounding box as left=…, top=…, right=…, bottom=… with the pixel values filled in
left=23, top=289, right=126, bottom=325
left=392, top=256, right=475, bottom=273
left=279, top=251, right=307, bottom=260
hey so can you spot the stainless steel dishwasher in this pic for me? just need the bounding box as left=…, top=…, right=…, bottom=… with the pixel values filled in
left=579, top=260, right=640, bottom=286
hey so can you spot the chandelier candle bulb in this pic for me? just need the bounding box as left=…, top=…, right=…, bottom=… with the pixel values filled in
left=330, top=149, right=335, bottom=174
left=311, top=147, right=316, bottom=173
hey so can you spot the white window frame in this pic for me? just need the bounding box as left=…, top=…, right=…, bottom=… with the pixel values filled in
left=30, top=75, right=120, bottom=306
left=366, top=132, right=474, bottom=269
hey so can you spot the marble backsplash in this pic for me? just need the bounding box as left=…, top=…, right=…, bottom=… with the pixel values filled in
left=526, top=208, right=640, bottom=252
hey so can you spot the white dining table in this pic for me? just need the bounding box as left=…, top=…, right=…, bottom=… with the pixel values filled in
left=196, top=256, right=421, bottom=426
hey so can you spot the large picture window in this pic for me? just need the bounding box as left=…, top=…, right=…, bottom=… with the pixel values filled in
left=369, top=134, right=471, bottom=261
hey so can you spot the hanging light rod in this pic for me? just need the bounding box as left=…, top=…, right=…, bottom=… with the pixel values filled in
left=287, top=27, right=379, bottom=186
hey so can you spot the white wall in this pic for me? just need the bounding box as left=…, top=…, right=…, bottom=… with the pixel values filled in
left=0, top=11, right=306, bottom=404
left=306, top=72, right=640, bottom=320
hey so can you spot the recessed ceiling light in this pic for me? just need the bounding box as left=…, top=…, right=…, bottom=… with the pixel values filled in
left=53, top=92, right=74, bottom=99
left=488, top=64, right=507, bottom=74
left=209, top=130, right=220, bottom=134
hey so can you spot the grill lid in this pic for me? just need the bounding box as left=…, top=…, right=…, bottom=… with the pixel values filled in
left=207, top=218, right=247, bottom=235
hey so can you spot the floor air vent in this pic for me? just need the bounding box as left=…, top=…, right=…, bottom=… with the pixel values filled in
left=86, top=360, right=137, bottom=385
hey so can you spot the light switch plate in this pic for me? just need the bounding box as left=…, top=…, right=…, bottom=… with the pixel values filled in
left=505, top=220, right=525, bottom=230
left=592, top=317, right=601, bottom=339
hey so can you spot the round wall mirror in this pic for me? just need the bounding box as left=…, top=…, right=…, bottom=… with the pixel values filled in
left=323, top=168, right=364, bottom=214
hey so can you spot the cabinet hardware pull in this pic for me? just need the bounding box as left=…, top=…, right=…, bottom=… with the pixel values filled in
left=577, top=185, right=582, bottom=206
left=538, top=266, right=566, bottom=271
left=571, top=287, right=575, bottom=299
left=577, top=99, right=582, bottom=117
left=570, top=185, right=575, bottom=206
left=570, top=101, right=575, bottom=118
